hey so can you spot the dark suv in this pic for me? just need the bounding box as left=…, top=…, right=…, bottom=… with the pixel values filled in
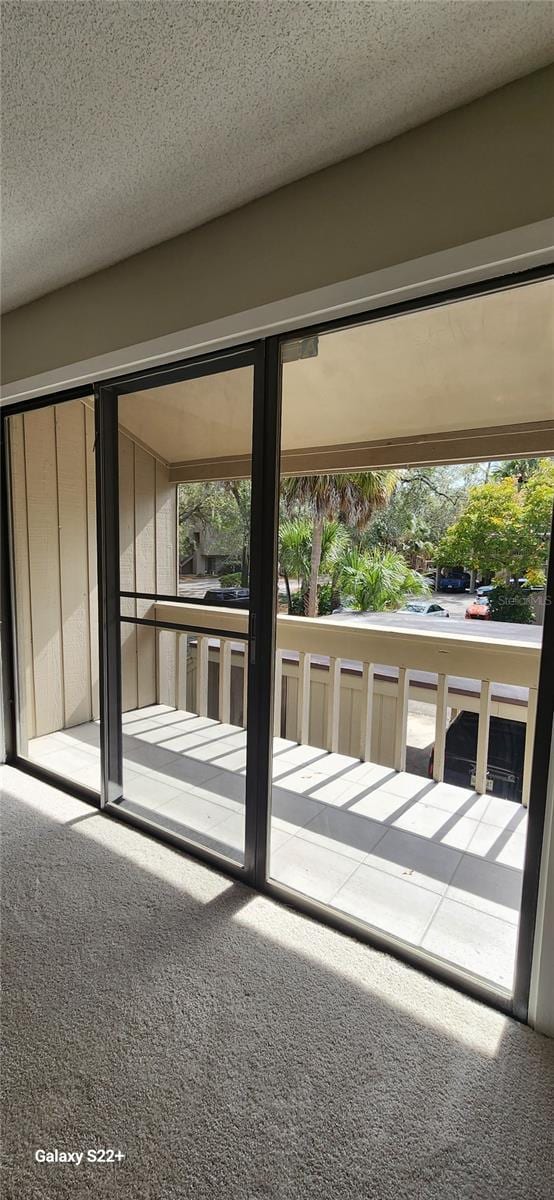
left=437, top=571, right=470, bottom=593
left=202, top=587, right=250, bottom=609
left=429, top=711, right=525, bottom=803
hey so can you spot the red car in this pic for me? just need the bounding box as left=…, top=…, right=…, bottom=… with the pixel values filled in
left=465, top=595, right=491, bottom=620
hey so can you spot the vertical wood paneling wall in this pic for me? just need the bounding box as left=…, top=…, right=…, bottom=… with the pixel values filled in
left=9, top=400, right=177, bottom=743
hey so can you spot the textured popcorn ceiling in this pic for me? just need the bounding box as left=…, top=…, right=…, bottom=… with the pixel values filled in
left=2, top=1, right=553, bottom=312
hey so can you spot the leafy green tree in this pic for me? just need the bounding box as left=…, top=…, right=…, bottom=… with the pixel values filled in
left=437, top=478, right=521, bottom=577
left=178, top=480, right=251, bottom=583
left=336, top=547, right=430, bottom=612
left=281, top=472, right=395, bottom=617
left=363, top=464, right=485, bottom=562
left=225, top=481, right=251, bottom=584
left=437, top=461, right=554, bottom=581
left=520, top=460, right=554, bottom=548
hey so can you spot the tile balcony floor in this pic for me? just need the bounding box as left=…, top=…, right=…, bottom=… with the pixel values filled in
left=28, top=704, right=528, bottom=993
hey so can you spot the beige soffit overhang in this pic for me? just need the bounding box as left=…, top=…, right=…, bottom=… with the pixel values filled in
left=116, top=280, right=554, bottom=479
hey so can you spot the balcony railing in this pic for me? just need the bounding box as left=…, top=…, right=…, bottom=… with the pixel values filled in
left=152, top=602, right=540, bottom=806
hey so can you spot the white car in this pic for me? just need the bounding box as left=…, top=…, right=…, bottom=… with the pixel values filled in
left=399, top=601, right=450, bottom=617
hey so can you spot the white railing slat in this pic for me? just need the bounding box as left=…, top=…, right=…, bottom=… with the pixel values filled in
left=393, top=667, right=409, bottom=772
left=177, top=632, right=188, bottom=711
left=196, top=634, right=209, bottom=718
left=433, top=672, right=448, bottom=782
left=297, top=651, right=311, bottom=745
left=326, top=656, right=341, bottom=753
left=475, top=679, right=492, bottom=795
left=360, top=662, right=374, bottom=762
left=218, top=638, right=232, bottom=725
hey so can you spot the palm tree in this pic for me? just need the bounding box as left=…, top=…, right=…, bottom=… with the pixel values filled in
left=278, top=517, right=350, bottom=614
left=493, top=459, right=540, bottom=489
left=281, top=472, right=395, bottom=616
left=278, top=518, right=311, bottom=612
left=336, top=546, right=430, bottom=612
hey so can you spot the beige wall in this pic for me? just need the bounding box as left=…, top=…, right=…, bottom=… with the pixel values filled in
left=2, top=66, right=553, bottom=385
left=9, top=400, right=177, bottom=741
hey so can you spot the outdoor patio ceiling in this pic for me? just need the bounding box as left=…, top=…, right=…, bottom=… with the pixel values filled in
left=117, top=279, right=554, bottom=481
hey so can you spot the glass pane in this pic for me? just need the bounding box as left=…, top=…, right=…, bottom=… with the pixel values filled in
left=268, top=279, right=554, bottom=996
left=118, top=367, right=253, bottom=604
left=116, top=366, right=254, bottom=864
left=7, top=398, right=101, bottom=792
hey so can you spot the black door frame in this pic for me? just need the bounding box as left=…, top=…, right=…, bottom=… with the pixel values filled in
left=1, top=264, right=553, bottom=1021
left=95, top=341, right=280, bottom=889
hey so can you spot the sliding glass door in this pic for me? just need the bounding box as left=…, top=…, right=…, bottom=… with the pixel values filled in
left=95, top=344, right=278, bottom=876
left=266, top=276, right=554, bottom=1008
left=3, top=269, right=552, bottom=1021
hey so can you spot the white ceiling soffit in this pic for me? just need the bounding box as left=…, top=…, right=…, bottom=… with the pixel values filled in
left=117, top=279, right=554, bottom=474
left=2, top=1, right=553, bottom=312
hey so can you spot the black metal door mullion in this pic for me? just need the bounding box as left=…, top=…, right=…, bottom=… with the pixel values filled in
left=0, top=415, right=17, bottom=764
left=244, top=338, right=282, bottom=886
left=512, top=500, right=554, bottom=1021
left=95, top=385, right=123, bottom=808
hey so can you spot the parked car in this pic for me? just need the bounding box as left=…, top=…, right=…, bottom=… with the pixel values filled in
left=428, top=711, right=525, bottom=802
left=438, top=573, right=469, bottom=593
left=516, top=578, right=544, bottom=593
left=465, top=595, right=491, bottom=620
left=477, top=579, right=542, bottom=596
left=398, top=601, right=449, bottom=617
left=202, top=586, right=250, bottom=608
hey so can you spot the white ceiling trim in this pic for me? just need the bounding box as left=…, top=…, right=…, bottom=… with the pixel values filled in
left=1, top=218, right=553, bottom=407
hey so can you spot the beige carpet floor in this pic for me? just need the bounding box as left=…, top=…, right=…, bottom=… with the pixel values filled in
left=1, top=764, right=553, bottom=1200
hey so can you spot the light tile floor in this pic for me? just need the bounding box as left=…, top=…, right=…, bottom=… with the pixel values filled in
left=28, top=704, right=528, bottom=991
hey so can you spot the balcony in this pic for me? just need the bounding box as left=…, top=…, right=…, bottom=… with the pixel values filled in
left=27, top=602, right=538, bottom=994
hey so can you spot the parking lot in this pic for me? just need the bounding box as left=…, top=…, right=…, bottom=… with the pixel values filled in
left=430, top=590, right=472, bottom=619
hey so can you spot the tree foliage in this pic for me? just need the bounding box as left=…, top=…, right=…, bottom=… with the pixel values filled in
left=281, top=471, right=395, bottom=616
left=179, top=481, right=251, bottom=582
left=488, top=584, right=535, bottom=625
left=492, top=459, right=541, bottom=486
left=363, top=464, right=485, bottom=562
left=278, top=518, right=350, bottom=614
left=437, top=461, right=554, bottom=580
left=336, top=547, right=430, bottom=612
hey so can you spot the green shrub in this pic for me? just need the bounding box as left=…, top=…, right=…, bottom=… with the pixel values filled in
left=317, top=584, right=334, bottom=615
left=288, top=585, right=336, bottom=616
left=219, top=571, right=241, bottom=588
left=488, top=584, right=534, bottom=624
left=336, top=546, right=430, bottom=612
left=286, top=590, right=303, bottom=614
